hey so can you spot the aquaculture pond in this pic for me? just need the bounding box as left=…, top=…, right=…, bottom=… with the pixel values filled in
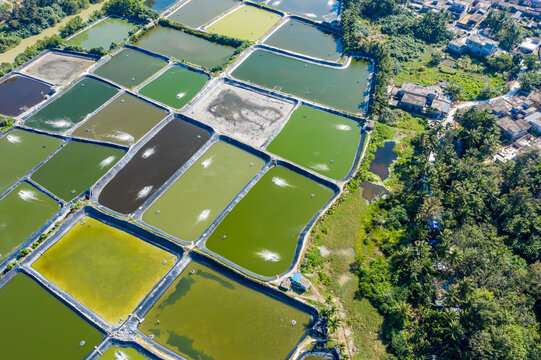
left=67, top=17, right=138, bottom=50
left=268, top=0, right=339, bottom=21
left=232, top=50, right=371, bottom=114
left=0, top=183, right=59, bottom=263
left=206, top=166, right=334, bottom=277
left=25, top=77, right=119, bottom=133
left=100, top=346, right=149, bottom=359
left=98, top=119, right=210, bottom=214
left=360, top=180, right=390, bottom=203
left=93, top=48, right=167, bottom=89
left=143, top=141, right=265, bottom=242
left=207, top=5, right=281, bottom=41
left=264, top=19, right=342, bottom=61
left=72, top=92, right=167, bottom=146
left=32, top=217, right=176, bottom=325
left=267, top=105, right=362, bottom=180
left=140, top=261, right=312, bottom=360
left=0, top=75, right=52, bottom=117
left=135, top=26, right=237, bottom=69
left=31, top=141, right=125, bottom=201
left=0, top=274, right=103, bottom=359
left=21, top=52, right=95, bottom=85
left=0, top=129, right=63, bottom=194
left=168, top=0, right=238, bottom=28
left=369, top=141, right=397, bottom=181
left=138, top=66, right=208, bottom=109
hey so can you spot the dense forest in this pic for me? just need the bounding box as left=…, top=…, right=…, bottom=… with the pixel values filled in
left=339, top=1, right=541, bottom=359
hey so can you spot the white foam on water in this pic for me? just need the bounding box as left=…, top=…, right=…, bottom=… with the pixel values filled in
left=109, top=131, right=135, bottom=143
left=141, top=147, right=156, bottom=159
left=312, top=163, right=330, bottom=171
left=6, top=134, right=21, bottom=143
left=18, top=189, right=40, bottom=202
left=257, top=249, right=281, bottom=262
left=272, top=177, right=292, bottom=187
left=136, top=185, right=153, bottom=200
left=114, top=351, right=129, bottom=360
left=328, top=0, right=336, bottom=6
left=45, top=119, right=73, bottom=129
left=196, top=209, right=211, bottom=223
left=201, top=157, right=213, bottom=168
left=99, top=156, right=116, bottom=169
left=335, top=124, right=351, bottom=131
left=304, top=13, right=317, bottom=18
left=176, top=92, right=186, bottom=99
left=272, top=0, right=281, bottom=5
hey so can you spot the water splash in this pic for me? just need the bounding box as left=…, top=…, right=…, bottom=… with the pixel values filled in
left=201, top=157, right=213, bottom=169
left=18, top=189, right=39, bottom=202
left=6, top=134, right=21, bottom=143
left=99, top=156, right=116, bottom=169
left=312, top=163, right=330, bottom=171
left=272, top=177, right=292, bottom=187
left=304, top=13, right=317, bottom=18
left=335, top=124, right=351, bottom=131
left=136, top=185, right=153, bottom=200
left=109, top=131, right=134, bottom=143
left=196, top=209, right=211, bottom=223
left=45, top=119, right=72, bottom=129
left=141, top=147, right=156, bottom=159
left=176, top=92, right=186, bottom=99
left=114, top=350, right=129, bottom=360
left=257, top=249, right=281, bottom=262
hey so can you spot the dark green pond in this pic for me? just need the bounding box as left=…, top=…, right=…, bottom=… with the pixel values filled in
left=0, top=129, right=63, bottom=194
left=135, top=26, right=236, bottom=69
left=0, top=274, right=103, bottom=359
left=67, top=17, right=138, bottom=50
left=25, top=77, right=119, bottom=133
left=268, top=0, right=339, bottom=21
left=369, top=141, right=397, bottom=181
left=140, top=261, right=312, bottom=360
left=93, top=48, right=167, bottom=89
left=206, top=166, right=334, bottom=277
left=232, top=50, right=371, bottom=114
left=31, top=141, right=125, bottom=201
left=0, top=182, right=59, bottom=263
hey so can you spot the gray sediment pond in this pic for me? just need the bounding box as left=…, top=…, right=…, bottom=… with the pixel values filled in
left=20, top=51, right=95, bottom=85
left=97, top=118, right=210, bottom=214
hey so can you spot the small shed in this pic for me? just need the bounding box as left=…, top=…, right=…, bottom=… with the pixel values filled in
left=291, top=272, right=311, bottom=292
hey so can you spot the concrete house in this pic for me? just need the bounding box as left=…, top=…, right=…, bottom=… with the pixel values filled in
left=497, top=117, right=531, bottom=140
left=465, top=35, right=498, bottom=56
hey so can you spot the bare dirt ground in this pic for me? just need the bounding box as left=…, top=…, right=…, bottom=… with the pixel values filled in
left=20, top=52, right=94, bottom=85
left=187, top=81, right=296, bottom=147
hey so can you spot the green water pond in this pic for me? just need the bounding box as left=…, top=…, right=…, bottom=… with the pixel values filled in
left=135, top=26, right=236, bottom=69
left=94, top=48, right=167, bottom=89
left=140, top=261, right=312, bottom=360
left=139, top=66, right=207, bottom=109
left=0, top=129, right=63, bottom=194
left=0, top=182, right=59, bottom=263
left=25, top=77, right=119, bottom=133
left=33, top=216, right=176, bottom=324
left=0, top=274, right=103, bottom=359
left=100, top=346, right=149, bottom=359
left=206, top=166, right=334, bottom=277
left=143, top=141, right=264, bottom=242
left=267, top=105, right=361, bottom=180
left=232, top=50, right=371, bottom=114
left=168, top=0, right=238, bottom=28
left=67, top=17, right=138, bottom=50
left=31, top=141, right=125, bottom=201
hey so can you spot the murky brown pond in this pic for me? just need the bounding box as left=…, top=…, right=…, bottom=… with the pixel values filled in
left=97, top=118, right=210, bottom=214
left=0, top=75, right=52, bottom=117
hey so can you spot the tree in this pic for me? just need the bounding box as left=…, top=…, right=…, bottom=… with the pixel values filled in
left=520, top=71, right=541, bottom=93
left=413, top=11, right=454, bottom=44
left=360, top=0, right=398, bottom=19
